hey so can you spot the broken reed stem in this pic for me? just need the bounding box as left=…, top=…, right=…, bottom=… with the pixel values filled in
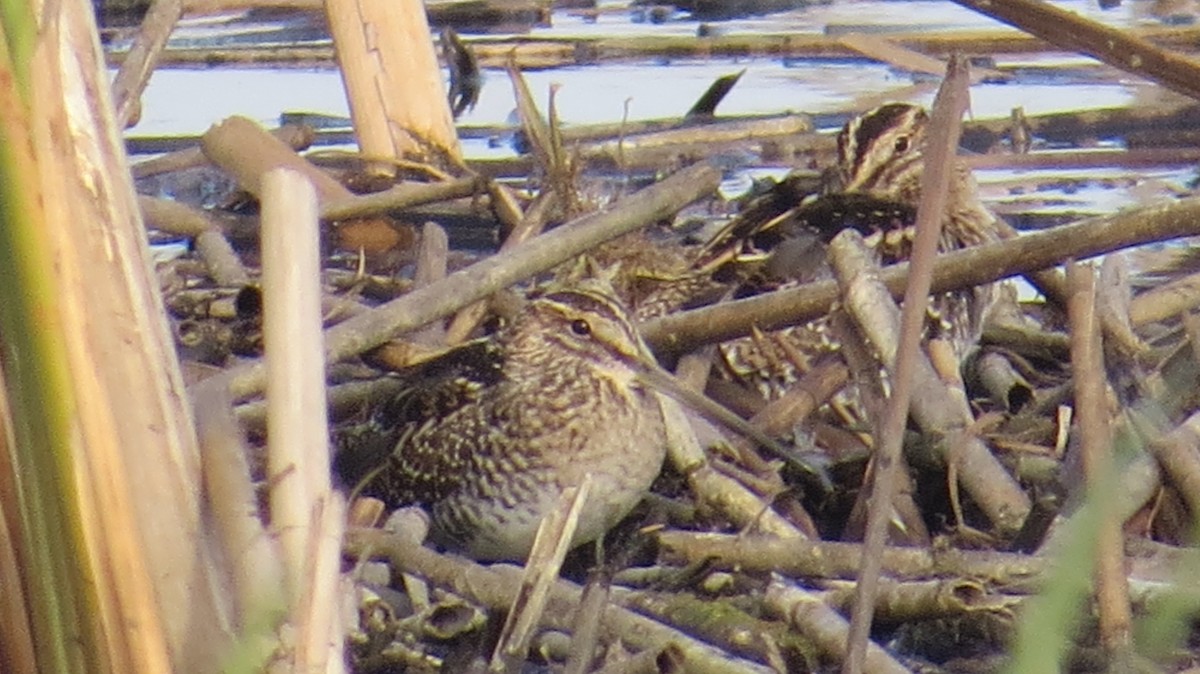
left=319, top=176, right=482, bottom=221
left=139, top=196, right=250, bottom=287
left=14, top=0, right=229, bottom=667
left=347, top=529, right=775, bottom=674
left=261, top=169, right=332, bottom=598
left=656, top=531, right=1046, bottom=584
left=765, top=580, right=910, bottom=674
left=842, top=54, right=971, bottom=674
left=1066, top=263, right=1132, bottom=654
left=132, top=124, right=314, bottom=179
left=130, top=26, right=1200, bottom=70
left=1146, top=411, right=1200, bottom=518
left=202, top=116, right=352, bottom=205
left=1129, top=268, right=1200, bottom=327
left=260, top=168, right=347, bottom=672
left=658, top=394, right=810, bottom=540
left=564, top=571, right=612, bottom=674
left=444, top=186, right=559, bottom=345
left=818, top=577, right=1004, bottom=624
left=215, top=161, right=720, bottom=402
left=748, top=360, right=848, bottom=438
left=825, top=231, right=1028, bottom=534
left=109, top=0, right=182, bottom=128
left=951, top=0, right=1200, bottom=101
left=642, top=195, right=1200, bottom=355
left=325, top=0, right=459, bottom=167
left=192, top=383, right=285, bottom=662
left=294, top=495, right=347, bottom=674
left=491, top=479, right=590, bottom=672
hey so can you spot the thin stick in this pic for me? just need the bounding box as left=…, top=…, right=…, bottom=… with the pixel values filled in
left=490, top=478, right=591, bottom=671
left=110, top=0, right=181, bottom=128
left=192, top=383, right=285, bottom=652
left=952, top=0, right=1200, bottom=101
left=843, top=54, right=971, bottom=674
left=767, top=579, right=910, bottom=674
left=215, top=161, right=720, bottom=401
left=139, top=196, right=249, bottom=287
left=294, top=495, right=347, bottom=674
left=1066, top=263, right=1132, bottom=655
left=642, top=194, right=1200, bottom=355
left=347, top=529, right=775, bottom=674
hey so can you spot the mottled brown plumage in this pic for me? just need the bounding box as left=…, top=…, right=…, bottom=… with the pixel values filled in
left=719, top=102, right=1002, bottom=400
left=338, top=280, right=667, bottom=561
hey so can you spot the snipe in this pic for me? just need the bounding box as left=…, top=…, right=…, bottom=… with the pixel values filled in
left=719, top=102, right=1002, bottom=400
left=336, top=279, right=667, bottom=562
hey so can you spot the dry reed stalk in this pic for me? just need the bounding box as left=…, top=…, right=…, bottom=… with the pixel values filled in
left=193, top=383, right=285, bottom=659
left=294, top=495, right=348, bottom=674
left=109, top=0, right=182, bottom=128
left=491, top=478, right=591, bottom=672
left=444, top=189, right=559, bottom=345
left=139, top=195, right=250, bottom=286
left=564, top=571, right=611, bottom=674
left=659, top=395, right=809, bottom=540
left=260, top=168, right=347, bottom=671
left=952, top=0, right=1200, bottom=101
left=1066, top=263, right=1132, bottom=654
left=319, top=176, right=482, bottom=220
left=973, top=350, right=1034, bottom=412
left=765, top=580, right=910, bottom=674
left=1146, top=412, right=1200, bottom=519
left=825, top=234, right=947, bottom=546
left=202, top=116, right=352, bottom=204
left=325, top=0, right=460, bottom=169
left=837, top=33, right=1005, bottom=81
left=583, top=115, right=812, bottom=164
left=818, top=577, right=1013, bottom=623
left=261, top=168, right=332, bottom=596
left=116, top=25, right=1200, bottom=70
left=11, top=0, right=229, bottom=669
left=216, top=161, right=721, bottom=401
left=657, top=532, right=1047, bottom=584
left=132, top=123, right=314, bottom=179
left=407, top=222, right=451, bottom=346
left=1130, top=269, right=1200, bottom=326
left=347, top=528, right=776, bottom=674
left=591, top=644, right=684, bottom=674
left=967, top=147, right=1200, bottom=171
left=843, top=55, right=971, bottom=674
left=463, top=26, right=1200, bottom=68
left=642, top=194, right=1200, bottom=355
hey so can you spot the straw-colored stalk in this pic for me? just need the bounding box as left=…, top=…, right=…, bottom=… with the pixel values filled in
left=0, top=0, right=230, bottom=671
left=325, top=0, right=460, bottom=168
left=260, top=168, right=346, bottom=673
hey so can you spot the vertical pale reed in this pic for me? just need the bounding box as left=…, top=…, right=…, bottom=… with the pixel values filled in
left=325, top=0, right=461, bottom=166
left=260, top=168, right=346, bottom=672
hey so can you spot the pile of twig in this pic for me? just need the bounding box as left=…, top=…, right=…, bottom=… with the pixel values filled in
left=112, top=0, right=1200, bottom=672
left=140, top=68, right=1200, bottom=672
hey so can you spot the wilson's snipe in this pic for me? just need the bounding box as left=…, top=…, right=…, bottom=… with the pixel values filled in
left=720, top=102, right=1001, bottom=399
left=336, top=279, right=667, bottom=561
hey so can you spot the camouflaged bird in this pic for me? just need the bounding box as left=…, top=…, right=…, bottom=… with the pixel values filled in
left=717, top=102, right=1002, bottom=401
left=336, top=279, right=667, bottom=562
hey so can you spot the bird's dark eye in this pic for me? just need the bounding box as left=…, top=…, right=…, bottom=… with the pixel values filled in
left=570, top=319, right=591, bottom=336
left=893, top=136, right=910, bottom=153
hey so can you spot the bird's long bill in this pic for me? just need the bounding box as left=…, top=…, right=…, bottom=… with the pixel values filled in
left=631, top=359, right=831, bottom=491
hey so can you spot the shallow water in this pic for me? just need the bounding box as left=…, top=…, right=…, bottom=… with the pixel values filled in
left=120, top=0, right=1200, bottom=215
